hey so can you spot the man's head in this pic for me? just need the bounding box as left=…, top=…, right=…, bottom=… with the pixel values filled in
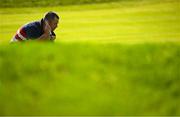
left=44, top=11, right=59, bottom=31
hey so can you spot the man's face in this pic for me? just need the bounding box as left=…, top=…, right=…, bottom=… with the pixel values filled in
left=48, top=17, right=59, bottom=31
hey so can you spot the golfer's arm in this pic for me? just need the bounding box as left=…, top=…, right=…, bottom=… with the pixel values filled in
left=37, top=33, right=50, bottom=41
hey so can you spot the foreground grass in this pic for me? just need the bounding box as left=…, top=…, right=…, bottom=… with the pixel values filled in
left=0, top=42, right=179, bottom=115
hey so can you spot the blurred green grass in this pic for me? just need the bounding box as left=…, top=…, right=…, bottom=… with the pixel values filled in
left=0, top=0, right=170, bottom=7
left=0, top=42, right=180, bottom=115
left=0, top=0, right=121, bottom=7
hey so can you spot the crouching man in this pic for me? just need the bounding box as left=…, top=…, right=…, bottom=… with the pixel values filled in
left=10, top=11, right=59, bottom=43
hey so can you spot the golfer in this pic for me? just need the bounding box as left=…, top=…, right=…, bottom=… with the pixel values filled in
left=10, top=11, right=59, bottom=43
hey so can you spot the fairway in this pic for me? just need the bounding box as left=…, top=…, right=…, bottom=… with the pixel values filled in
left=0, top=0, right=179, bottom=43
left=0, top=0, right=180, bottom=116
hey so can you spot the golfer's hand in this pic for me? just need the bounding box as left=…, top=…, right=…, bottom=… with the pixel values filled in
left=44, top=21, right=51, bottom=34
left=50, top=35, right=56, bottom=41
